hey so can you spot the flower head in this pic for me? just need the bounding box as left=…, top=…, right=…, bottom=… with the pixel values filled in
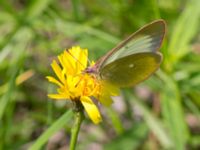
left=47, top=46, right=119, bottom=124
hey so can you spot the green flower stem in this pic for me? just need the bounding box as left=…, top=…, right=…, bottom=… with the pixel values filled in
left=70, top=101, right=84, bottom=150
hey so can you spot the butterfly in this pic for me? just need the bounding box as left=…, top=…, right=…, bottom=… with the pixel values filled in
left=85, top=19, right=166, bottom=87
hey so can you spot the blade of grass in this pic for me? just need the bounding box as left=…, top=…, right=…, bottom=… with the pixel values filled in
left=44, top=8, right=120, bottom=44
left=184, top=97, right=200, bottom=122
left=0, top=28, right=31, bottom=148
left=158, top=70, right=189, bottom=150
left=124, top=90, right=173, bottom=149
left=0, top=28, right=31, bottom=120
left=25, top=0, right=53, bottom=20
left=0, top=1, right=16, bottom=15
left=29, top=110, right=73, bottom=150
left=71, top=0, right=82, bottom=21
left=0, top=24, right=20, bottom=50
left=167, top=0, right=200, bottom=68
left=150, top=0, right=161, bottom=18
left=104, top=123, right=148, bottom=150
left=106, top=107, right=124, bottom=135
left=0, top=67, right=19, bottom=119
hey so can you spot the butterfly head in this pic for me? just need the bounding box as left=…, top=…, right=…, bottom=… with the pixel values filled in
left=84, top=65, right=98, bottom=74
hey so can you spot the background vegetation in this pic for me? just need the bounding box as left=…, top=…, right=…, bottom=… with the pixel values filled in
left=0, top=0, right=200, bottom=149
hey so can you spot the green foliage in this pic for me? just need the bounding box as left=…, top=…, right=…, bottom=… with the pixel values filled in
left=104, top=123, right=148, bottom=150
left=0, top=0, right=200, bottom=149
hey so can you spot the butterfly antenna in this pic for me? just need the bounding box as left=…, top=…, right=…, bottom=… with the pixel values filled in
left=66, top=49, right=93, bottom=67
left=65, top=49, right=86, bottom=68
left=87, top=57, right=92, bottom=66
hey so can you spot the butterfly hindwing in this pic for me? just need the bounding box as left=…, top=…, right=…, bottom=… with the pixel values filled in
left=100, top=53, right=162, bottom=87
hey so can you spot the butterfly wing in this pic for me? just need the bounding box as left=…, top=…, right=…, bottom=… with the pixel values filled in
left=97, top=20, right=166, bottom=87
left=99, top=52, right=162, bottom=87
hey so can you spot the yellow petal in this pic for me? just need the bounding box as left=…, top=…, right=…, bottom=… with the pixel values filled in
left=57, top=87, right=69, bottom=96
left=81, top=96, right=102, bottom=124
left=69, top=46, right=88, bottom=73
left=69, top=47, right=81, bottom=72
left=67, top=75, right=80, bottom=89
left=70, top=46, right=81, bottom=61
left=59, top=51, right=76, bottom=75
left=51, top=60, right=65, bottom=84
left=78, top=48, right=88, bottom=71
left=46, top=76, right=63, bottom=87
left=48, top=94, right=69, bottom=100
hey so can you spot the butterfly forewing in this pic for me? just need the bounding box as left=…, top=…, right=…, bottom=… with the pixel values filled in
left=98, top=20, right=165, bottom=68
left=96, top=20, right=166, bottom=87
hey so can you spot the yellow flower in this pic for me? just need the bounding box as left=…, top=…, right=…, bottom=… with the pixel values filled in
left=46, top=46, right=119, bottom=124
